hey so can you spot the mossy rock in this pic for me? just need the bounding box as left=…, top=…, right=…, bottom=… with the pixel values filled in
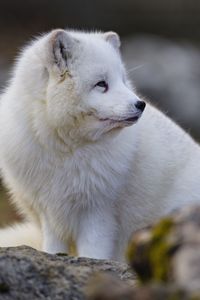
left=0, top=282, right=10, bottom=293
left=127, top=217, right=180, bottom=284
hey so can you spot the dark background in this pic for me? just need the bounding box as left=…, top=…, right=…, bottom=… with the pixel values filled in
left=1, top=0, right=200, bottom=39
left=1, top=0, right=200, bottom=225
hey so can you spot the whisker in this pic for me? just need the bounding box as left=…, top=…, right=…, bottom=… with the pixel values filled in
left=127, top=64, right=145, bottom=74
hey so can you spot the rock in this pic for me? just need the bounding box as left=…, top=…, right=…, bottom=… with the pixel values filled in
left=86, top=273, right=135, bottom=300
left=122, top=36, right=200, bottom=139
left=86, top=273, right=192, bottom=300
left=171, top=206, right=200, bottom=292
left=2, top=206, right=200, bottom=299
left=0, top=246, right=135, bottom=300
left=127, top=205, right=200, bottom=295
left=173, top=246, right=200, bottom=292
left=127, top=218, right=176, bottom=283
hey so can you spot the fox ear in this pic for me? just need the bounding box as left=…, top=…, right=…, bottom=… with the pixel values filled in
left=103, top=31, right=121, bottom=49
left=50, top=30, right=77, bottom=73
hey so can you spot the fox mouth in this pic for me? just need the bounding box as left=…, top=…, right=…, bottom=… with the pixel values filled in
left=99, top=115, right=141, bottom=126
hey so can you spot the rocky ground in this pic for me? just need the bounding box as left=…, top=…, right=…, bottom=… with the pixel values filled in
left=0, top=246, right=135, bottom=300
left=86, top=205, right=200, bottom=299
left=1, top=205, right=200, bottom=299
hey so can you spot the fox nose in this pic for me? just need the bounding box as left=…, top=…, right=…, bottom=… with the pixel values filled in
left=135, top=101, right=146, bottom=112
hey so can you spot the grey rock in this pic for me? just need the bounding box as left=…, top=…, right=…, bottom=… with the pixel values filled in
left=173, top=246, right=200, bottom=292
left=86, top=273, right=135, bottom=300
left=2, top=206, right=200, bottom=299
left=86, top=273, right=191, bottom=300
left=127, top=205, right=200, bottom=296
left=0, top=246, right=135, bottom=300
left=171, top=206, right=200, bottom=292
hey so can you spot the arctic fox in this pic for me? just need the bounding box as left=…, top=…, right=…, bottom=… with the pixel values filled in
left=0, top=29, right=200, bottom=261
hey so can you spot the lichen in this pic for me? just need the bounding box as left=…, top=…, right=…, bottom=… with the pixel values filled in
left=0, top=282, right=9, bottom=293
left=149, top=218, right=174, bottom=282
left=56, top=252, right=68, bottom=257
left=126, top=231, right=153, bottom=283
left=127, top=217, right=177, bottom=283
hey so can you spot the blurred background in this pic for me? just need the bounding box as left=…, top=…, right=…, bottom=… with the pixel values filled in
left=0, top=0, right=200, bottom=226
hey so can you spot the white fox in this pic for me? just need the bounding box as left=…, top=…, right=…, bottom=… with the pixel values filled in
left=0, top=29, right=200, bottom=261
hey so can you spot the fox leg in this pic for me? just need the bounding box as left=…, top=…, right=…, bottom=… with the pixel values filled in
left=76, top=208, right=118, bottom=260
left=42, top=218, right=67, bottom=254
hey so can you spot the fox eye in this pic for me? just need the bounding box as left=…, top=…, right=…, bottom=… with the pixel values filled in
left=95, top=81, right=108, bottom=93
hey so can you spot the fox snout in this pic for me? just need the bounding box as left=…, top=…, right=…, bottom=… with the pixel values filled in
left=135, top=100, right=146, bottom=112
left=128, top=100, right=146, bottom=117
left=119, top=100, right=146, bottom=124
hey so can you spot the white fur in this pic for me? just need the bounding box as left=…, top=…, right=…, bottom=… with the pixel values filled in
left=0, top=29, right=200, bottom=261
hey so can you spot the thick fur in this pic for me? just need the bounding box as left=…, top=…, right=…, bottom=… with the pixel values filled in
left=0, top=29, right=200, bottom=261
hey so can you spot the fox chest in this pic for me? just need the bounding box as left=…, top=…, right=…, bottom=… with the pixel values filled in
left=8, top=142, right=130, bottom=220
left=46, top=161, right=122, bottom=207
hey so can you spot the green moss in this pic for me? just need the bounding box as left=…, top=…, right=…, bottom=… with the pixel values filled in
left=56, top=252, right=68, bottom=256
left=127, top=217, right=177, bottom=284
left=151, top=218, right=173, bottom=241
left=126, top=237, right=137, bottom=263
left=0, top=282, right=9, bottom=293
left=149, top=218, right=174, bottom=282
left=126, top=233, right=154, bottom=283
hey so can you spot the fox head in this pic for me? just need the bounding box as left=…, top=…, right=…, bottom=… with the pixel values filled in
left=15, top=29, right=145, bottom=144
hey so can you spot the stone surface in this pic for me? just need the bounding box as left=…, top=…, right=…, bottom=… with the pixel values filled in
left=2, top=206, right=200, bottom=299
left=86, top=273, right=193, bottom=300
left=86, top=273, right=135, bottom=300
left=0, top=246, right=135, bottom=300
left=127, top=205, right=200, bottom=295
left=86, top=205, right=200, bottom=300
